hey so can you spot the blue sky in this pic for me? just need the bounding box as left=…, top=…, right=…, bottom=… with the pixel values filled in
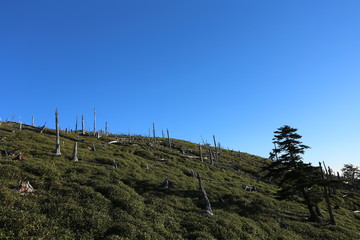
left=1, top=0, right=359, bottom=173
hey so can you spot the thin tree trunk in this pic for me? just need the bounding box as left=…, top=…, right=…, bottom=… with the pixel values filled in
left=82, top=115, right=85, bottom=135
left=199, top=144, right=203, bottom=162
left=328, top=166, right=336, bottom=194
left=198, top=174, right=213, bottom=215
left=167, top=128, right=171, bottom=149
left=213, top=135, right=218, bottom=163
left=72, top=142, right=78, bottom=161
left=153, top=122, right=156, bottom=143
left=209, top=148, right=214, bottom=166
left=323, top=161, right=332, bottom=195
left=273, top=142, right=279, bottom=161
left=105, top=121, right=108, bottom=136
left=32, top=115, right=35, bottom=127
left=93, top=108, right=96, bottom=135
left=39, top=122, right=47, bottom=133
left=52, top=108, right=61, bottom=155
left=302, top=188, right=320, bottom=222
left=319, top=162, right=336, bottom=225
left=75, top=115, right=78, bottom=132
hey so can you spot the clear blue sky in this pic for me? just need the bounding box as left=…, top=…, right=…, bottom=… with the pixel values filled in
left=1, top=0, right=359, bottom=173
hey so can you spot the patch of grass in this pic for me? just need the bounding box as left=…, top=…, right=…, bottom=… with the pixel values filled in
left=0, top=122, right=359, bottom=239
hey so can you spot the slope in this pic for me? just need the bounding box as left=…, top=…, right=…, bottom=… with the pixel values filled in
left=0, top=122, right=359, bottom=240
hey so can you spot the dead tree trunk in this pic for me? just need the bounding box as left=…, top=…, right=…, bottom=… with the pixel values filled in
left=213, top=135, right=218, bottom=163
left=52, top=108, right=61, bottom=155
left=19, top=121, right=22, bottom=130
left=105, top=121, right=108, bottom=136
left=32, top=115, right=35, bottom=127
left=167, top=128, right=171, bottom=149
left=82, top=115, right=85, bottom=135
left=198, top=174, right=213, bottom=215
left=327, top=166, right=336, bottom=194
left=39, top=122, right=47, bottom=133
left=75, top=115, right=78, bottom=132
left=208, top=148, right=214, bottom=166
left=152, top=122, right=156, bottom=143
left=302, top=188, right=320, bottom=222
left=162, top=129, right=164, bottom=138
left=322, top=161, right=332, bottom=195
left=199, top=144, right=203, bottom=162
left=72, top=142, right=78, bottom=161
left=93, top=108, right=96, bottom=135
left=319, top=162, right=336, bottom=225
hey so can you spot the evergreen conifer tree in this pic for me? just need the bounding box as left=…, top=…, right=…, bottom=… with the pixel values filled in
left=264, top=125, right=322, bottom=222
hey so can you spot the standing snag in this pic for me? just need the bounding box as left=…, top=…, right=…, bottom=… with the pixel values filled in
left=39, top=122, right=47, bottom=133
left=198, top=174, right=213, bottom=215
left=93, top=108, right=96, bottom=135
left=72, top=142, right=78, bottom=162
left=75, top=115, right=78, bottom=132
left=152, top=122, right=156, bottom=143
left=319, top=162, right=336, bottom=225
left=52, top=108, right=61, bottom=155
left=167, top=129, right=171, bottom=149
left=213, top=135, right=219, bottom=163
left=198, top=144, right=203, bottom=162
left=82, top=115, right=85, bottom=135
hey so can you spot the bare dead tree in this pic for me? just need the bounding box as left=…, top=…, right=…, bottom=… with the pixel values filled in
left=105, top=121, right=108, bottom=136
left=82, top=115, right=85, bottom=135
left=52, top=108, right=61, bottom=155
left=32, top=115, right=35, bottom=127
left=319, top=162, right=336, bottom=225
left=75, top=115, right=78, bottom=132
left=198, top=174, right=213, bottom=215
left=322, top=161, right=332, bottom=195
left=93, top=108, right=96, bottom=135
left=213, top=135, right=218, bottom=163
left=72, top=142, right=78, bottom=161
left=152, top=122, right=156, bottom=143
left=208, top=148, right=214, bottom=166
left=198, top=144, right=203, bottom=162
left=162, top=129, right=165, bottom=138
left=39, top=122, right=47, bottom=133
left=167, top=128, right=171, bottom=149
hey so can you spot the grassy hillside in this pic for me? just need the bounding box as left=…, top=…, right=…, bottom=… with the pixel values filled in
left=0, top=122, right=359, bottom=240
